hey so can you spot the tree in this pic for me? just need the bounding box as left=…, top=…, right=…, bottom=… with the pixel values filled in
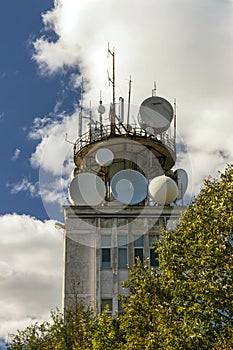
left=9, top=165, right=233, bottom=349
left=8, top=305, right=95, bottom=350
left=119, top=164, right=233, bottom=349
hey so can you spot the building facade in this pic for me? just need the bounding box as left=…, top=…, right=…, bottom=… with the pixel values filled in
left=62, top=205, right=186, bottom=314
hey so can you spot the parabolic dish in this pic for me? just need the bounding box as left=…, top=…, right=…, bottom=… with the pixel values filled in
left=68, top=172, right=106, bottom=206
left=138, top=96, right=173, bottom=134
left=149, top=175, right=178, bottom=205
left=95, top=148, right=114, bottom=166
left=70, top=168, right=78, bottom=180
left=174, top=168, right=188, bottom=200
left=111, top=169, right=148, bottom=205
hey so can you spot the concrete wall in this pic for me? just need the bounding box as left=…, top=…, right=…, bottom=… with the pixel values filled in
left=63, top=205, right=186, bottom=314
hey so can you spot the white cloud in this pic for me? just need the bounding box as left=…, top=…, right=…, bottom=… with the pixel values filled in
left=31, top=0, right=233, bottom=197
left=11, top=148, right=21, bottom=161
left=0, top=214, right=63, bottom=339
left=8, top=178, right=39, bottom=198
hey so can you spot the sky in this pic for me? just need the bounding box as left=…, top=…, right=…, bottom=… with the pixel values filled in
left=0, top=0, right=233, bottom=340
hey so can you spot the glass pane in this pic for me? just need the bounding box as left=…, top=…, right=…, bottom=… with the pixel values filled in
left=134, top=248, right=143, bottom=262
left=118, top=235, right=127, bottom=247
left=118, top=300, right=123, bottom=313
left=102, top=248, right=111, bottom=268
left=101, top=235, right=111, bottom=247
left=134, top=236, right=144, bottom=247
left=101, top=299, right=112, bottom=312
left=118, top=248, right=127, bottom=268
left=149, top=235, right=156, bottom=246
left=150, top=248, right=159, bottom=267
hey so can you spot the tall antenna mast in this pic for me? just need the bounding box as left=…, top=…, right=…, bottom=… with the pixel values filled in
left=127, top=76, right=132, bottom=128
left=78, top=77, right=84, bottom=137
left=174, top=98, right=177, bottom=143
left=152, top=81, right=156, bottom=97
left=108, top=43, right=116, bottom=135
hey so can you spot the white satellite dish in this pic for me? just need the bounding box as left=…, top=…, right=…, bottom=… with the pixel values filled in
left=174, top=168, right=188, bottom=200
left=68, top=172, right=106, bottom=206
left=146, top=126, right=155, bottom=136
left=98, top=104, right=106, bottom=115
left=70, top=168, right=78, bottom=180
left=95, top=148, right=114, bottom=166
left=138, top=96, right=173, bottom=134
left=149, top=175, right=178, bottom=205
left=111, top=169, right=148, bottom=205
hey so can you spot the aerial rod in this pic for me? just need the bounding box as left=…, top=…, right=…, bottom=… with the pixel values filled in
left=127, top=76, right=132, bottom=129
left=174, top=98, right=177, bottom=143
left=108, top=43, right=116, bottom=134
left=152, top=81, right=157, bottom=97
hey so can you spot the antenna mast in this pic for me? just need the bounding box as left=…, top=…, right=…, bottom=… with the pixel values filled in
left=152, top=81, right=157, bottom=96
left=174, top=98, right=177, bottom=143
left=127, top=76, right=132, bottom=128
left=108, top=43, right=116, bottom=135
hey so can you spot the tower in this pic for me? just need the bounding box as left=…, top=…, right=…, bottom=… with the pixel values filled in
left=63, top=52, right=188, bottom=314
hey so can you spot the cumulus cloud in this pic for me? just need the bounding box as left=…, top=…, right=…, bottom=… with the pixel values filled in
left=30, top=0, right=233, bottom=198
left=0, top=214, right=63, bottom=339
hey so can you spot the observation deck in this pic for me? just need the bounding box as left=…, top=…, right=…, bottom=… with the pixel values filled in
left=73, top=124, right=176, bottom=176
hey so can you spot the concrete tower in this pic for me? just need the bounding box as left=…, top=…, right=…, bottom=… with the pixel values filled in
left=63, top=51, right=187, bottom=314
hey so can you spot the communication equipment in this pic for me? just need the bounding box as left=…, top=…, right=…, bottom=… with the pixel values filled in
left=98, top=103, right=106, bottom=115
left=138, top=96, right=173, bottom=134
left=174, top=168, right=188, bottom=200
left=146, top=126, right=155, bottom=136
left=68, top=172, right=106, bottom=206
left=111, top=169, right=148, bottom=204
left=70, top=168, right=78, bottom=180
left=148, top=175, right=178, bottom=205
left=95, top=148, right=114, bottom=166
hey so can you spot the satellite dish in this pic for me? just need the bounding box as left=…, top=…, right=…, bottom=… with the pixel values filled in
left=138, top=96, right=173, bottom=134
left=146, top=126, right=155, bottom=136
left=98, top=104, right=106, bottom=115
left=68, top=172, right=106, bottom=206
left=174, top=169, right=188, bottom=200
left=111, top=169, right=148, bottom=205
left=95, top=148, right=114, bottom=166
left=149, top=175, right=178, bottom=205
left=70, top=168, right=78, bottom=180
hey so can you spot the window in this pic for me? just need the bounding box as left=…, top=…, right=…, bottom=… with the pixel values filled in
left=134, top=235, right=144, bottom=263
left=118, top=236, right=128, bottom=268
left=101, top=299, right=112, bottom=313
left=149, top=235, right=159, bottom=267
left=118, top=300, right=124, bottom=313
left=101, top=235, right=111, bottom=268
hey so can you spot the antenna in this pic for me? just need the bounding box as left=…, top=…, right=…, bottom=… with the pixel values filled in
left=152, top=81, right=157, bottom=97
left=108, top=43, right=116, bottom=134
left=78, top=77, right=84, bottom=137
left=174, top=98, right=177, bottom=142
left=111, top=169, right=148, bottom=204
left=119, top=97, right=124, bottom=123
left=127, top=76, right=132, bottom=129
left=98, top=90, right=106, bottom=137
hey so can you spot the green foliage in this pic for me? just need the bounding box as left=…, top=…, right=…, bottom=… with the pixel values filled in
left=9, top=306, right=95, bottom=350
left=92, top=307, right=124, bottom=350
left=8, top=165, right=233, bottom=349
left=119, top=164, right=233, bottom=349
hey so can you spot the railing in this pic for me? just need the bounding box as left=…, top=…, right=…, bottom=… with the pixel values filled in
left=74, top=123, right=176, bottom=156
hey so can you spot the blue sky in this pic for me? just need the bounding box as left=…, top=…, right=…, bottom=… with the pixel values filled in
left=0, top=0, right=78, bottom=220
left=0, top=0, right=56, bottom=218
left=0, top=0, right=233, bottom=340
